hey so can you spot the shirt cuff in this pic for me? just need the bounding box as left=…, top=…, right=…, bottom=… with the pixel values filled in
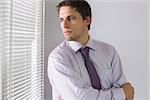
left=112, top=88, right=126, bottom=100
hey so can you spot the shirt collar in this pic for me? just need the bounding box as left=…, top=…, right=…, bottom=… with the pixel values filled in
left=67, top=38, right=96, bottom=53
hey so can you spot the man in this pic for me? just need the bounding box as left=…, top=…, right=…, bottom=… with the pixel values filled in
left=48, top=0, right=134, bottom=100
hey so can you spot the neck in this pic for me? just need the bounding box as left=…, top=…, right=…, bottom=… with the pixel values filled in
left=81, top=34, right=89, bottom=45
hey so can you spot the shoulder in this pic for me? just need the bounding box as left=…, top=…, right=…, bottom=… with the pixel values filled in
left=91, top=39, right=119, bottom=62
left=48, top=41, right=75, bottom=71
left=48, top=41, right=71, bottom=60
left=92, top=39, right=115, bottom=52
left=92, top=39, right=121, bottom=68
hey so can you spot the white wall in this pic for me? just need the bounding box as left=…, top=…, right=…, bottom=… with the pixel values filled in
left=44, top=0, right=149, bottom=100
left=89, top=1, right=148, bottom=100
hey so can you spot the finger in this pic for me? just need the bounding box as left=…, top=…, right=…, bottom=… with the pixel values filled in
left=122, top=82, right=131, bottom=87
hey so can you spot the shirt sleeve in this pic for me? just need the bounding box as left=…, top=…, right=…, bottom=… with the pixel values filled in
left=48, top=51, right=126, bottom=100
left=108, top=47, right=127, bottom=100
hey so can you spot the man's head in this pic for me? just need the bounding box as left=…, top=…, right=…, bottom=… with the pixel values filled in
left=57, top=0, right=92, bottom=30
left=57, top=0, right=92, bottom=44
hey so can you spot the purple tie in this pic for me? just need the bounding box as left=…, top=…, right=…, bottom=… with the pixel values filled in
left=80, top=47, right=101, bottom=90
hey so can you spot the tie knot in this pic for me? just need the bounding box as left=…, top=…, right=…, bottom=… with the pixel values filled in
left=80, top=47, right=89, bottom=57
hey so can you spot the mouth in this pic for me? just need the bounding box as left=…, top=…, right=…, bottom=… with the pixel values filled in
left=64, top=31, right=72, bottom=35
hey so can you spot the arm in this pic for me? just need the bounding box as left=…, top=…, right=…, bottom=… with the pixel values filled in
left=58, top=84, right=134, bottom=100
left=48, top=52, right=128, bottom=100
left=58, top=83, right=134, bottom=100
left=48, top=56, right=100, bottom=100
left=110, top=48, right=134, bottom=100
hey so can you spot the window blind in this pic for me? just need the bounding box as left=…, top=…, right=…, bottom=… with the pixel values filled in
left=0, top=0, right=3, bottom=99
left=0, top=0, right=44, bottom=100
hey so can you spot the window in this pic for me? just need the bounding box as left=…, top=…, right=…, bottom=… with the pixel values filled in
left=0, top=0, right=44, bottom=99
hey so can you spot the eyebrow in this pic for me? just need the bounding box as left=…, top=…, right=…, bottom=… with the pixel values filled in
left=59, top=14, right=75, bottom=17
left=59, top=14, right=76, bottom=19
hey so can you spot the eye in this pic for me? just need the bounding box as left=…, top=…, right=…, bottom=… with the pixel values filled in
left=68, top=16, right=76, bottom=21
left=59, top=18, right=64, bottom=22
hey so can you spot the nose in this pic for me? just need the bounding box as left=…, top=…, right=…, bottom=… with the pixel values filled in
left=62, top=19, right=69, bottom=28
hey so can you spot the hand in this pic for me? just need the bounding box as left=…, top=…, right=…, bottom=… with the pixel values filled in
left=57, top=95, right=64, bottom=100
left=121, top=82, right=134, bottom=100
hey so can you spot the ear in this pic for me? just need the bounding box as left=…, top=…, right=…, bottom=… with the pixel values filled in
left=84, top=16, right=92, bottom=26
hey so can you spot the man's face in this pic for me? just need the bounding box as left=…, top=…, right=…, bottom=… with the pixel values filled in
left=59, top=6, right=90, bottom=42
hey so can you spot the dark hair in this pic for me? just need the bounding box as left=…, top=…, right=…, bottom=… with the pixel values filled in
left=57, top=0, right=92, bottom=30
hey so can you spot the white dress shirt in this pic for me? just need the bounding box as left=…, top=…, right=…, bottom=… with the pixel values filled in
left=48, top=38, right=126, bottom=100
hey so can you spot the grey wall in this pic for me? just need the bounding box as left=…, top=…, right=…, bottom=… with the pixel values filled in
left=148, top=1, right=150, bottom=99
left=44, top=0, right=64, bottom=100
left=44, top=0, right=149, bottom=100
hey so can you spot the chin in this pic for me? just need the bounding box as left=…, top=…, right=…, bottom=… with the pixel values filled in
left=65, top=36, right=73, bottom=41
